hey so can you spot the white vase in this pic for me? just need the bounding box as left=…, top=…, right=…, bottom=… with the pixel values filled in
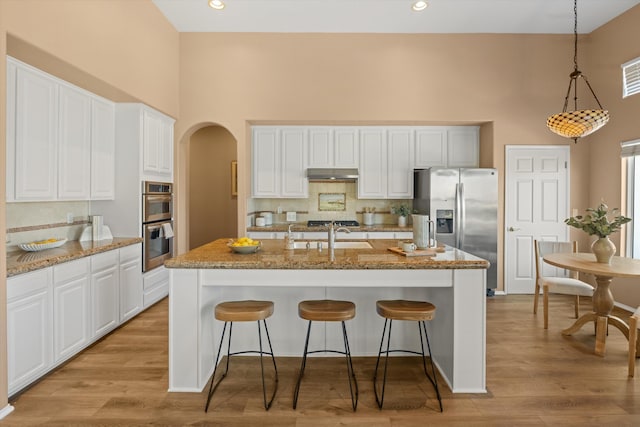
left=398, top=215, right=407, bottom=227
left=591, top=236, right=616, bottom=264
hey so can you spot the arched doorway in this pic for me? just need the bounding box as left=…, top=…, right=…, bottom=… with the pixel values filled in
left=188, top=125, right=238, bottom=250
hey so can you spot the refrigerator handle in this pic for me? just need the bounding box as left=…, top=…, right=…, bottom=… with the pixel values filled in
left=458, top=182, right=465, bottom=248
left=455, top=183, right=461, bottom=248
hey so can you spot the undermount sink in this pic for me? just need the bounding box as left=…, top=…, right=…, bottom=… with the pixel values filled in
left=292, top=241, right=373, bottom=250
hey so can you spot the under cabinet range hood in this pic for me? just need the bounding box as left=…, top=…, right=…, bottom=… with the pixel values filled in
left=306, top=168, right=359, bottom=182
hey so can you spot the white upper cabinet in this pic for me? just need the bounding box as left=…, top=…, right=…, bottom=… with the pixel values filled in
left=91, top=97, right=115, bottom=200
left=281, top=128, right=308, bottom=197
left=358, top=128, right=413, bottom=199
left=358, top=128, right=387, bottom=199
left=6, top=57, right=116, bottom=201
left=250, top=125, right=478, bottom=201
left=334, top=127, right=359, bottom=167
left=447, top=127, right=479, bottom=167
left=308, top=127, right=359, bottom=168
left=415, top=128, right=447, bottom=168
left=308, top=127, right=332, bottom=168
left=58, top=84, right=91, bottom=200
left=252, top=127, right=280, bottom=197
left=386, top=129, right=414, bottom=198
left=252, top=126, right=308, bottom=198
left=12, top=61, right=58, bottom=201
left=142, top=107, right=174, bottom=182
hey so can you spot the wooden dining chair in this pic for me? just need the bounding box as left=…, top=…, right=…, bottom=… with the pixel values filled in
left=629, top=306, right=640, bottom=377
left=533, top=240, right=594, bottom=329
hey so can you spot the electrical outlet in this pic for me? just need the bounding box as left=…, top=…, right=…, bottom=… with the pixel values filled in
left=67, top=213, right=74, bottom=224
left=572, top=208, right=578, bottom=217
left=286, top=211, right=297, bottom=222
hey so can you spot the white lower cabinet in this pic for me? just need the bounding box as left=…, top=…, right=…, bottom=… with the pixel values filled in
left=120, top=243, right=143, bottom=322
left=91, top=250, right=120, bottom=339
left=7, top=268, right=53, bottom=396
left=143, top=266, right=169, bottom=308
left=7, top=244, right=150, bottom=396
left=53, top=258, right=90, bottom=363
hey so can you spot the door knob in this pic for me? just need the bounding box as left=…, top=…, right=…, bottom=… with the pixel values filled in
left=508, top=226, right=521, bottom=232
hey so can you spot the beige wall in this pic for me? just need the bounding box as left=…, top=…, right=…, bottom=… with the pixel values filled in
left=175, top=31, right=595, bottom=295
left=188, top=126, right=238, bottom=249
left=0, top=0, right=179, bottom=410
left=578, top=6, right=640, bottom=307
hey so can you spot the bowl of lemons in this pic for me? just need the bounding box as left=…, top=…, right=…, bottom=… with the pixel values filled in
left=228, top=237, right=262, bottom=254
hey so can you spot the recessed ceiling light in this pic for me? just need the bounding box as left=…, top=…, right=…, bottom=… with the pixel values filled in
left=208, top=0, right=225, bottom=10
left=412, top=1, right=428, bottom=12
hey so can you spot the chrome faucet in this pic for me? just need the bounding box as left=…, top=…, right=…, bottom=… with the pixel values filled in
left=328, top=221, right=351, bottom=252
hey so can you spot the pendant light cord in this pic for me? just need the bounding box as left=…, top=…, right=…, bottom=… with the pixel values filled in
left=573, top=0, right=578, bottom=73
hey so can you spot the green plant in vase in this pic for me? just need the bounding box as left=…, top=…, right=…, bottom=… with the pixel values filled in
left=564, top=202, right=631, bottom=264
left=391, top=203, right=411, bottom=227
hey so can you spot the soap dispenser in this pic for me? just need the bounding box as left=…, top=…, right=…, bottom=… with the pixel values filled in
left=285, top=224, right=295, bottom=250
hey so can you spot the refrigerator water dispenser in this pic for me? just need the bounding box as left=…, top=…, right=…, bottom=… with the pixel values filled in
left=436, top=210, right=454, bottom=234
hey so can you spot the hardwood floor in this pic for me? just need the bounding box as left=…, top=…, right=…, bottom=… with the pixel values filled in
left=2, top=295, right=640, bottom=426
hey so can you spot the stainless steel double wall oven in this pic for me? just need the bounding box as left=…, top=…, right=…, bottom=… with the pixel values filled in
left=142, top=181, right=174, bottom=272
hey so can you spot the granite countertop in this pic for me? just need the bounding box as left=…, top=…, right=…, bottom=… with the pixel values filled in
left=165, top=238, right=489, bottom=270
left=247, top=223, right=413, bottom=233
left=6, top=237, right=142, bottom=277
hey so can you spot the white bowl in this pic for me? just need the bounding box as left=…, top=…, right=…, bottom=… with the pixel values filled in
left=228, top=243, right=261, bottom=254
left=19, top=238, right=68, bottom=252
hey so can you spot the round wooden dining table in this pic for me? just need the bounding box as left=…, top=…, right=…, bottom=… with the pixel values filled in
left=543, top=252, right=640, bottom=357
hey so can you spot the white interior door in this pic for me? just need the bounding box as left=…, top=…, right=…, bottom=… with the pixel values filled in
left=504, top=145, right=569, bottom=294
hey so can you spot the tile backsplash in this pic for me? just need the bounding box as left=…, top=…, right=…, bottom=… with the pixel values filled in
left=251, top=182, right=412, bottom=225
left=6, top=201, right=91, bottom=250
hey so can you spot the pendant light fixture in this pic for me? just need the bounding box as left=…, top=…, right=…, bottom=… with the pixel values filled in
left=546, top=0, right=609, bottom=143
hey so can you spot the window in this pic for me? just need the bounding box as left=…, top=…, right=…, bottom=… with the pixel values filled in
left=622, top=57, right=640, bottom=98
left=622, top=139, right=640, bottom=257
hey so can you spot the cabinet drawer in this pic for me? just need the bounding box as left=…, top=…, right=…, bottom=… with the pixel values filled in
left=119, top=243, right=141, bottom=263
left=54, top=258, right=90, bottom=284
left=7, top=268, right=51, bottom=301
left=143, top=266, right=169, bottom=292
left=91, top=249, right=118, bottom=272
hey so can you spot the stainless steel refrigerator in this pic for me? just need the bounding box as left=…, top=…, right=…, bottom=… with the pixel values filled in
left=413, top=168, right=498, bottom=291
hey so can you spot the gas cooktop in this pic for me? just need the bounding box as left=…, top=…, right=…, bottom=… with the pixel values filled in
left=307, top=220, right=360, bottom=227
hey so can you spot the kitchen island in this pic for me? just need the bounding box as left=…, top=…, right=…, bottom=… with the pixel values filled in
left=166, top=238, right=489, bottom=394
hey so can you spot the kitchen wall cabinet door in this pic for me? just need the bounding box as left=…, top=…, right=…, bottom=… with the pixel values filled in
left=281, top=128, right=308, bottom=197
left=308, top=127, right=359, bottom=168
left=414, top=128, right=447, bottom=168
left=334, top=128, right=359, bottom=168
left=252, top=127, right=280, bottom=197
left=91, top=97, right=115, bottom=200
left=120, top=244, right=143, bottom=322
left=13, top=63, right=58, bottom=201
left=448, top=127, right=479, bottom=167
left=53, top=258, right=90, bottom=364
left=142, top=107, right=174, bottom=182
left=252, top=126, right=307, bottom=198
left=387, top=129, right=414, bottom=198
left=91, top=250, right=119, bottom=339
left=308, top=128, right=332, bottom=168
left=6, top=59, right=17, bottom=201
left=58, top=85, right=91, bottom=200
left=358, top=128, right=387, bottom=199
left=7, top=268, right=53, bottom=396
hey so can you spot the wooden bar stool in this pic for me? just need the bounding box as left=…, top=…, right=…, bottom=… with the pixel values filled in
left=293, top=299, right=358, bottom=411
left=373, top=299, right=443, bottom=412
left=204, top=300, right=278, bottom=412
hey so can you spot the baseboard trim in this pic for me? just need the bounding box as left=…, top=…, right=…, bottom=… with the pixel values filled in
left=0, top=404, right=15, bottom=420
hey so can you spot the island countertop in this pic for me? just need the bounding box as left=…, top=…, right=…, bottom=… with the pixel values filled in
left=164, top=238, right=489, bottom=270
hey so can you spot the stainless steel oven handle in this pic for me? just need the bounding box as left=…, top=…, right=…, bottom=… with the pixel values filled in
left=146, top=225, right=162, bottom=231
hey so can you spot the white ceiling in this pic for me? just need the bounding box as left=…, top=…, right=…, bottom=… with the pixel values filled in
left=152, top=0, right=640, bottom=34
